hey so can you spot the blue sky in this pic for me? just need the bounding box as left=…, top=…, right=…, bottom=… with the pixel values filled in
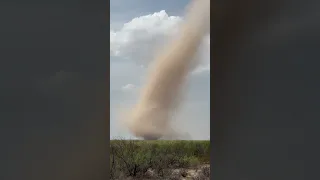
left=110, top=0, right=210, bottom=140
left=111, top=0, right=189, bottom=29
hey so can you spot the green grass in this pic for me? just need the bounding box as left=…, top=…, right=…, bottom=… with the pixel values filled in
left=110, top=139, right=210, bottom=179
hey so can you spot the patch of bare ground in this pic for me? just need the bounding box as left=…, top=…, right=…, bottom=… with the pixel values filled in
left=170, top=164, right=210, bottom=180
left=117, top=164, right=210, bottom=180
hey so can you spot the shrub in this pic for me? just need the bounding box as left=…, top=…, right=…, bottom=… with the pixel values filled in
left=110, top=139, right=210, bottom=179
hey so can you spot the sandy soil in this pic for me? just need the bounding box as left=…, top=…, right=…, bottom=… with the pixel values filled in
left=143, top=164, right=210, bottom=180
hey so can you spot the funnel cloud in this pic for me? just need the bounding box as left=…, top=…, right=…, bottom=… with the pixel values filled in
left=124, top=0, right=210, bottom=140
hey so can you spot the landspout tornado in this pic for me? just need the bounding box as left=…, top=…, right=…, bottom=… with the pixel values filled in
left=126, top=0, right=210, bottom=140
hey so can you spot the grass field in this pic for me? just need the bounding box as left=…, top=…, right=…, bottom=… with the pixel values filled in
left=110, top=139, right=210, bottom=179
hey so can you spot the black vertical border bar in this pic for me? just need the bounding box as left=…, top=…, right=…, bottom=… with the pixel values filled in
left=210, top=0, right=257, bottom=179
left=106, top=0, right=111, bottom=178
left=0, top=0, right=110, bottom=179
left=210, top=0, right=290, bottom=179
left=93, top=0, right=111, bottom=178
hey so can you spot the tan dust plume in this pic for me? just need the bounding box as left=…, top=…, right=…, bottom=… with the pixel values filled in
left=125, top=0, right=210, bottom=140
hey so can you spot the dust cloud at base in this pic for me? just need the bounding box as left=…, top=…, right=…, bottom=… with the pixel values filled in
left=122, top=0, right=210, bottom=140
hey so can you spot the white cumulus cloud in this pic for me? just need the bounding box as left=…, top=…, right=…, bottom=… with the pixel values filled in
left=121, top=83, right=136, bottom=91
left=110, top=10, right=210, bottom=74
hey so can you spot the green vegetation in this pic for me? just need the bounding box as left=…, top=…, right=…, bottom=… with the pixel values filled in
left=110, top=139, right=210, bottom=179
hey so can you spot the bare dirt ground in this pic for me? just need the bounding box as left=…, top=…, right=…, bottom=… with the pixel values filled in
left=134, top=164, right=210, bottom=180
left=171, top=164, right=210, bottom=180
